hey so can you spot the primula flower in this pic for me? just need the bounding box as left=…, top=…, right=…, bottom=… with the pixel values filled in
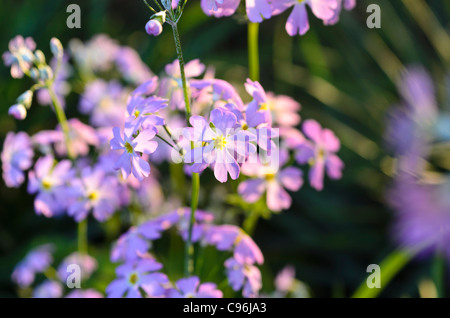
left=266, top=92, right=301, bottom=127
left=324, top=0, right=356, bottom=25
left=271, top=0, right=340, bottom=36
left=1, top=132, right=34, bottom=188
left=295, top=119, right=343, bottom=191
left=159, top=59, right=205, bottom=110
left=54, top=118, right=99, bottom=158
left=167, top=277, right=223, bottom=298
left=111, top=227, right=150, bottom=262
left=186, top=108, right=256, bottom=183
left=12, top=244, right=54, bottom=288
left=225, top=257, right=262, bottom=298
left=67, top=167, right=120, bottom=222
left=27, top=155, right=72, bottom=217
left=106, top=258, right=168, bottom=298
left=57, top=252, right=98, bottom=281
left=2, top=35, right=36, bottom=78
left=274, top=265, right=296, bottom=293
left=115, top=47, right=154, bottom=85
left=125, top=95, right=167, bottom=133
left=33, top=280, right=63, bottom=298
left=201, top=0, right=271, bottom=23
left=66, top=289, right=103, bottom=298
left=239, top=151, right=303, bottom=211
left=110, top=126, right=158, bottom=181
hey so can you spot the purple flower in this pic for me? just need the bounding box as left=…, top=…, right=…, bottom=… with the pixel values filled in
left=186, top=108, right=256, bottom=183
left=201, top=0, right=240, bottom=18
left=33, top=280, right=63, bottom=298
left=27, top=155, right=72, bottom=217
left=295, top=119, right=343, bottom=191
left=12, top=244, right=54, bottom=288
left=324, top=0, right=356, bottom=25
left=79, top=80, right=128, bottom=128
left=110, top=126, right=158, bottom=181
left=2, top=35, right=36, bottom=78
left=106, top=258, right=168, bottom=298
left=115, top=47, right=154, bottom=85
left=225, top=257, right=262, bottom=298
left=8, top=104, right=27, bottom=120
left=54, top=119, right=99, bottom=158
left=138, top=211, right=180, bottom=240
left=234, top=233, right=264, bottom=265
left=159, top=59, right=205, bottom=110
left=66, top=289, right=103, bottom=298
left=111, top=227, right=150, bottom=263
left=266, top=92, right=301, bottom=127
left=206, top=225, right=240, bottom=251
left=167, top=277, right=223, bottom=298
left=239, top=153, right=303, bottom=211
left=274, top=265, right=295, bottom=293
left=125, top=95, right=167, bottom=133
left=272, top=0, right=340, bottom=36
left=1, top=132, right=34, bottom=188
left=57, top=252, right=98, bottom=281
left=67, top=166, right=120, bottom=222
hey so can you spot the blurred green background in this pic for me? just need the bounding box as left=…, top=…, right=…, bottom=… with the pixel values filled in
left=0, top=0, right=449, bottom=297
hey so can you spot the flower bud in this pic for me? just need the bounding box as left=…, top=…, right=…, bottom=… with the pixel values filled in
left=50, top=37, right=64, bottom=58
left=29, top=67, right=40, bottom=81
left=34, top=50, right=46, bottom=65
left=38, top=65, right=53, bottom=81
left=145, top=20, right=163, bottom=36
left=8, top=104, right=27, bottom=120
left=17, top=90, right=33, bottom=109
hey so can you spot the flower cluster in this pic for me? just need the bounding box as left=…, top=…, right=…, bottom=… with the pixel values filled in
left=12, top=244, right=101, bottom=298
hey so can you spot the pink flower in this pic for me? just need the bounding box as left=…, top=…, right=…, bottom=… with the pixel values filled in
left=201, top=0, right=271, bottom=22
left=295, top=119, right=343, bottom=191
left=110, top=126, right=158, bottom=181
left=145, top=20, right=163, bottom=36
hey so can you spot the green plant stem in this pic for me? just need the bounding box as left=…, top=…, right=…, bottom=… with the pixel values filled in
left=248, top=22, right=260, bottom=82
left=352, top=249, right=414, bottom=298
left=171, top=21, right=200, bottom=277
left=49, top=85, right=88, bottom=255
left=77, top=219, right=88, bottom=255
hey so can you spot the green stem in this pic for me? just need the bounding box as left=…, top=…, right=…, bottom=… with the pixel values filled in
left=48, top=87, right=74, bottom=159
left=78, top=219, right=88, bottom=255
left=170, top=21, right=200, bottom=277
left=248, top=22, right=260, bottom=82
left=352, top=249, right=414, bottom=298
left=432, top=253, right=445, bottom=298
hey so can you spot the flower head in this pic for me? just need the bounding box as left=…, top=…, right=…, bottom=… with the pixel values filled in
left=1, top=132, right=34, bottom=188
left=167, top=276, right=223, bottom=298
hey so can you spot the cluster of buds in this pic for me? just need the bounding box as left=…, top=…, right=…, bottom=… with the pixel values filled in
left=3, top=36, right=64, bottom=120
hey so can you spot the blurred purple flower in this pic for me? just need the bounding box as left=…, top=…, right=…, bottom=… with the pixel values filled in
left=111, top=227, right=150, bottom=263
left=225, top=257, right=262, bottom=298
left=33, top=280, right=63, bottom=298
left=12, top=244, right=54, bottom=288
left=1, top=131, right=34, bottom=188
left=115, top=47, right=154, bottom=85
left=2, top=35, right=36, bottom=78
left=57, top=252, right=98, bottom=281
left=27, top=155, right=72, bottom=217
left=167, top=277, right=222, bottom=298
left=66, top=289, right=103, bottom=298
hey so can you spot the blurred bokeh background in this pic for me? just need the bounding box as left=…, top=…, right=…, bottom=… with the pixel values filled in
left=0, top=0, right=449, bottom=297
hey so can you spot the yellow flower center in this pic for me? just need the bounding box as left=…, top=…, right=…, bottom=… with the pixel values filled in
left=212, top=135, right=227, bottom=150
left=242, top=123, right=248, bottom=130
left=259, top=103, right=268, bottom=111
left=129, top=273, right=138, bottom=285
left=42, top=179, right=52, bottom=190
left=134, top=110, right=140, bottom=118
left=265, top=173, right=276, bottom=181
left=124, top=141, right=133, bottom=154
left=88, top=191, right=99, bottom=201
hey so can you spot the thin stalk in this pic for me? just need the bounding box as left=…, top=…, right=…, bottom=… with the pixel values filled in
left=77, top=219, right=88, bottom=255
left=248, top=22, right=260, bottom=82
left=352, top=249, right=414, bottom=298
left=170, top=21, right=200, bottom=277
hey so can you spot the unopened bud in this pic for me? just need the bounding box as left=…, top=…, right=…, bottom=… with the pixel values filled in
left=50, top=37, right=64, bottom=58
left=17, top=90, right=33, bottom=109
left=38, top=65, right=53, bottom=81
left=29, top=67, right=40, bottom=81
left=8, top=104, right=27, bottom=120
left=145, top=20, right=163, bottom=36
left=34, top=50, right=46, bottom=65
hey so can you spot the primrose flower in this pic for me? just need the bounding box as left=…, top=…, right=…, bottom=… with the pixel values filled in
left=12, top=244, right=54, bottom=288
left=272, top=0, right=340, bottom=36
left=27, top=155, right=72, bottom=217
left=239, top=150, right=303, bottom=211
left=1, top=132, right=34, bottom=188
left=111, top=227, right=150, bottom=263
left=167, top=277, right=223, bottom=298
left=115, top=47, right=154, bottom=85
left=125, top=95, right=167, bottom=132
left=324, top=0, right=356, bottom=25
left=295, top=119, right=343, bottom=191
left=33, top=280, right=63, bottom=298
left=201, top=0, right=271, bottom=23
left=186, top=108, right=256, bottom=183
left=2, top=35, right=36, bottom=78
left=266, top=92, right=301, bottom=127
left=110, top=126, right=158, bottom=181
left=53, top=118, right=99, bottom=158
left=159, top=59, right=205, bottom=110
left=106, top=257, right=168, bottom=298
left=225, top=257, right=262, bottom=298
left=67, top=167, right=120, bottom=222
left=66, top=289, right=103, bottom=298
left=57, top=252, right=98, bottom=281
